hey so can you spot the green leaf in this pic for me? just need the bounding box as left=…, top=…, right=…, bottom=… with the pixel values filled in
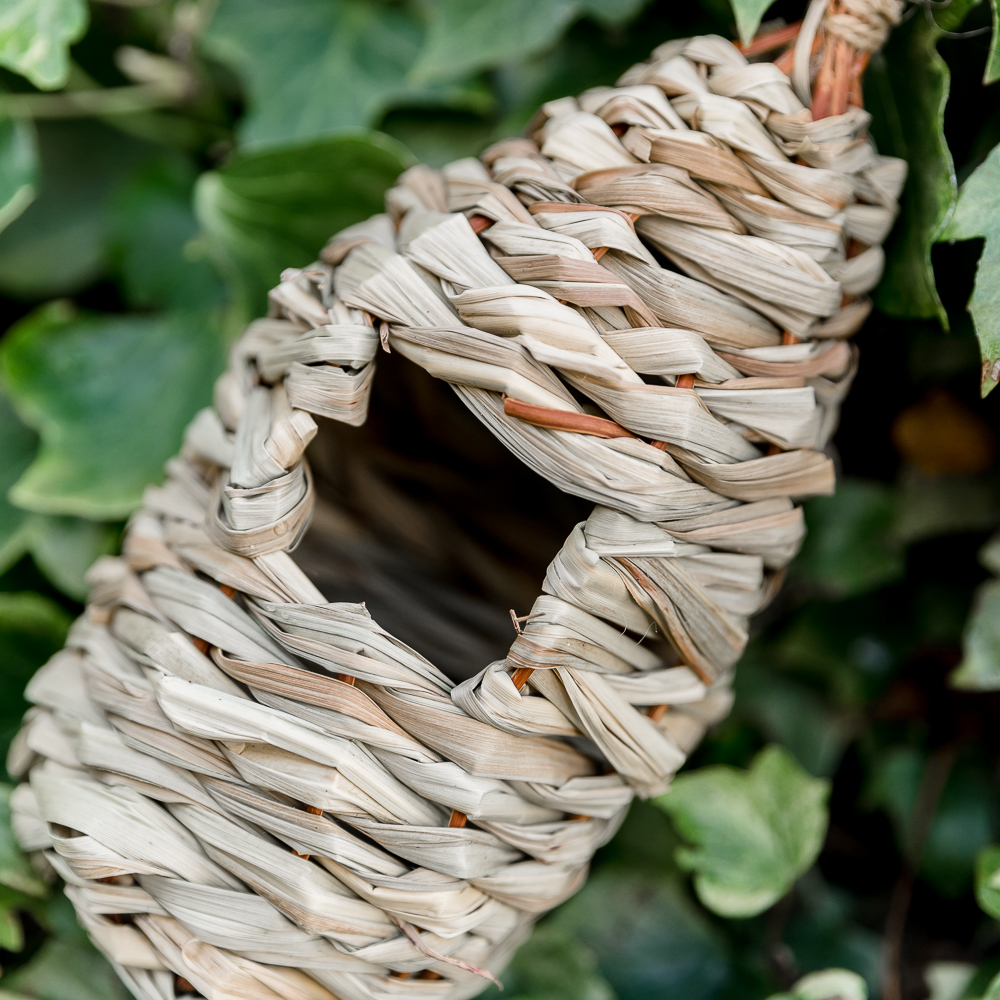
left=866, top=0, right=979, bottom=325
left=3, top=937, right=130, bottom=1000
left=37, top=891, right=87, bottom=946
left=794, top=478, right=904, bottom=598
left=767, top=968, right=868, bottom=1000
left=0, top=394, right=118, bottom=595
left=483, top=926, right=615, bottom=1000
left=550, top=868, right=729, bottom=1000
left=865, top=750, right=991, bottom=894
left=0, top=785, right=46, bottom=898
left=110, top=155, right=224, bottom=312
left=594, top=798, right=681, bottom=875
left=987, top=0, right=1000, bottom=84
left=412, top=0, right=649, bottom=83
left=195, top=133, right=411, bottom=320
left=921, top=762, right=995, bottom=897
left=941, top=143, right=1000, bottom=396
left=576, top=0, right=651, bottom=26
left=0, top=303, right=225, bottom=519
left=0, top=904, right=24, bottom=953
left=0, top=390, right=38, bottom=574
left=924, top=963, right=978, bottom=1000
left=734, top=662, right=853, bottom=777
left=863, top=744, right=922, bottom=847
left=203, top=0, right=466, bottom=146
left=0, top=592, right=68, bottom=766
left=0, top=122, right=152, bottom=301
left=981, top=529, right=1000, bottom=575
left=782, top=873, right=881, bottom=990
left=22, top=516, right=117, bottom=600
left=0, top=118, right=37, bottom=236
left=951, top=580, right=1000, bottom=690
left=381, top=108, right=496, bottom=169
left=656, top=745, right=830, bottom=918
left=0, top=0, right=88, bottom=90
left=893, top=468, right=1000, bottom=545
left=961, top=961, right=1000, bottom=1000
left=975, top=844, right=1000, bottom=920
left=729, top=0, right=776, bottom=47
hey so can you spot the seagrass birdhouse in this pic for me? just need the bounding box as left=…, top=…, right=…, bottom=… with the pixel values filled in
left=9, top=1, right=907, bottom=997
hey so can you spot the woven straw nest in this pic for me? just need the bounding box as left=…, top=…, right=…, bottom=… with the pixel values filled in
left=9, top=2, right=906, bottom=998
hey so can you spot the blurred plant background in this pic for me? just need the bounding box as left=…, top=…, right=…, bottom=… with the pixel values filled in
left=1, top=0, right=1000, bottom=998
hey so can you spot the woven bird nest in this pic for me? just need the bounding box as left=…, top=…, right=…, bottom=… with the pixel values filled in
left=9, top=3, right=906, bottom=998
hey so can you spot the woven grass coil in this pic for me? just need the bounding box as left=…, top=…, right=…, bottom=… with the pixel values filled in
left=9, top=2, right=906, bottom=997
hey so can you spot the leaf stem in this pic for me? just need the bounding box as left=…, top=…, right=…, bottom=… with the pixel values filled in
left=765, top=889, right=798, bottom=988
left=0, top=84, right=182, bottom=119
left=881, top=742, right=959, bottom=1000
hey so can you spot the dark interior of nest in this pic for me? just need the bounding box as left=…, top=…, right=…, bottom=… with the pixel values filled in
left=296, top=347, right=663, bottom=684
left=294, top=348, right=585, bottom=682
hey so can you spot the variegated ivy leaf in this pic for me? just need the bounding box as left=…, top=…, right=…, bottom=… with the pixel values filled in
left=656, top=745, right=829, bottom=917
left=0, top=0, right=88, bottom=90
left=727, top=0, right=777, bottom=47
left=941, top=143, right=1000, bottom=397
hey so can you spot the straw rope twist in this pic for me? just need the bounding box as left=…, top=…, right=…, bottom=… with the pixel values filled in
left=824, top=0, right=904, bottom=52
left=9, top=11, right=906, bottom=1000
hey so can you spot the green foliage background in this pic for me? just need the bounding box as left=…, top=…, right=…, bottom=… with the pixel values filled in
left=1, top=0, right=1000, bottom=997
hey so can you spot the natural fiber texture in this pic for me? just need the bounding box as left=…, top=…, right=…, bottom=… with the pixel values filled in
left=10, top=10, right=905, bottom=1000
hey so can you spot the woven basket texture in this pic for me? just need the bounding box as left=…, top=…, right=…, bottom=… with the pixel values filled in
left=9, top=4, right=906, bottom=999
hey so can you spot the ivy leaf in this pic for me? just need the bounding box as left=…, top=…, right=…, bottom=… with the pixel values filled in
left=728, top=0, right=777, bottom=47
left=767, top=968, right=868, bottom=1000
left=21, top=516, right=118, bottom=600
left=550, top=868, right=730, bottom=1000
left=0, top=0, right=88, bottom=90
left=202, top=0, right=486, bottom=146
left=483, top=925, right=615, bottom=1000
left=976, top=845, right=1000, bottom=920
left=734, top=662, right=853, bottom=778
left=1, top=395, right=118, bottom=598
left=0, top=592, right=69, bottom=766
left=2, top=515, right=117, bottom=601
left=0, top=302, right=225, bottom=519
left=0, top=904, right=24, bottom=953
left=893, top=470, right=1000, bottom=545
left=0, top=785, right=46, bottom=897
left=195, top=133, right=411, bottom=321
left=921, top=761, right=995, bottom=896
left=780, top=875, right=880, bottom=988
left=656, top=745, right=830, bottom=918
left=866, top=0, right=979, bottom=325
left=987, top=0, right=1000, bottom=85
left=794, top=479, right=904, bottom=598
left=412, top=0, right=648, bottom=83
left=110, top=156, right=224, bottom=313
left=0, top=390, right=38, bottom=573
left=865, top=749, right=992, bottom=895
left=2, top=936, right=130, bottom=1000
left=951, top=580, right=1000, bottom=690
left=940, top=143, right=1000, bottom=396
left=0, top=122, right=151, bottom=301
left=0, top=118, right=37, bottom=237
left=961, top=962, right=1000, bottom=1000
left=982, top=529, right=1000, bottom=574
left=381, top=108, right=497, bottom=169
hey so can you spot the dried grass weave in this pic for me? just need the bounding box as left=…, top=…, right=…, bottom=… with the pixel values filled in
left=9, top=3, right=905, bottom=999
